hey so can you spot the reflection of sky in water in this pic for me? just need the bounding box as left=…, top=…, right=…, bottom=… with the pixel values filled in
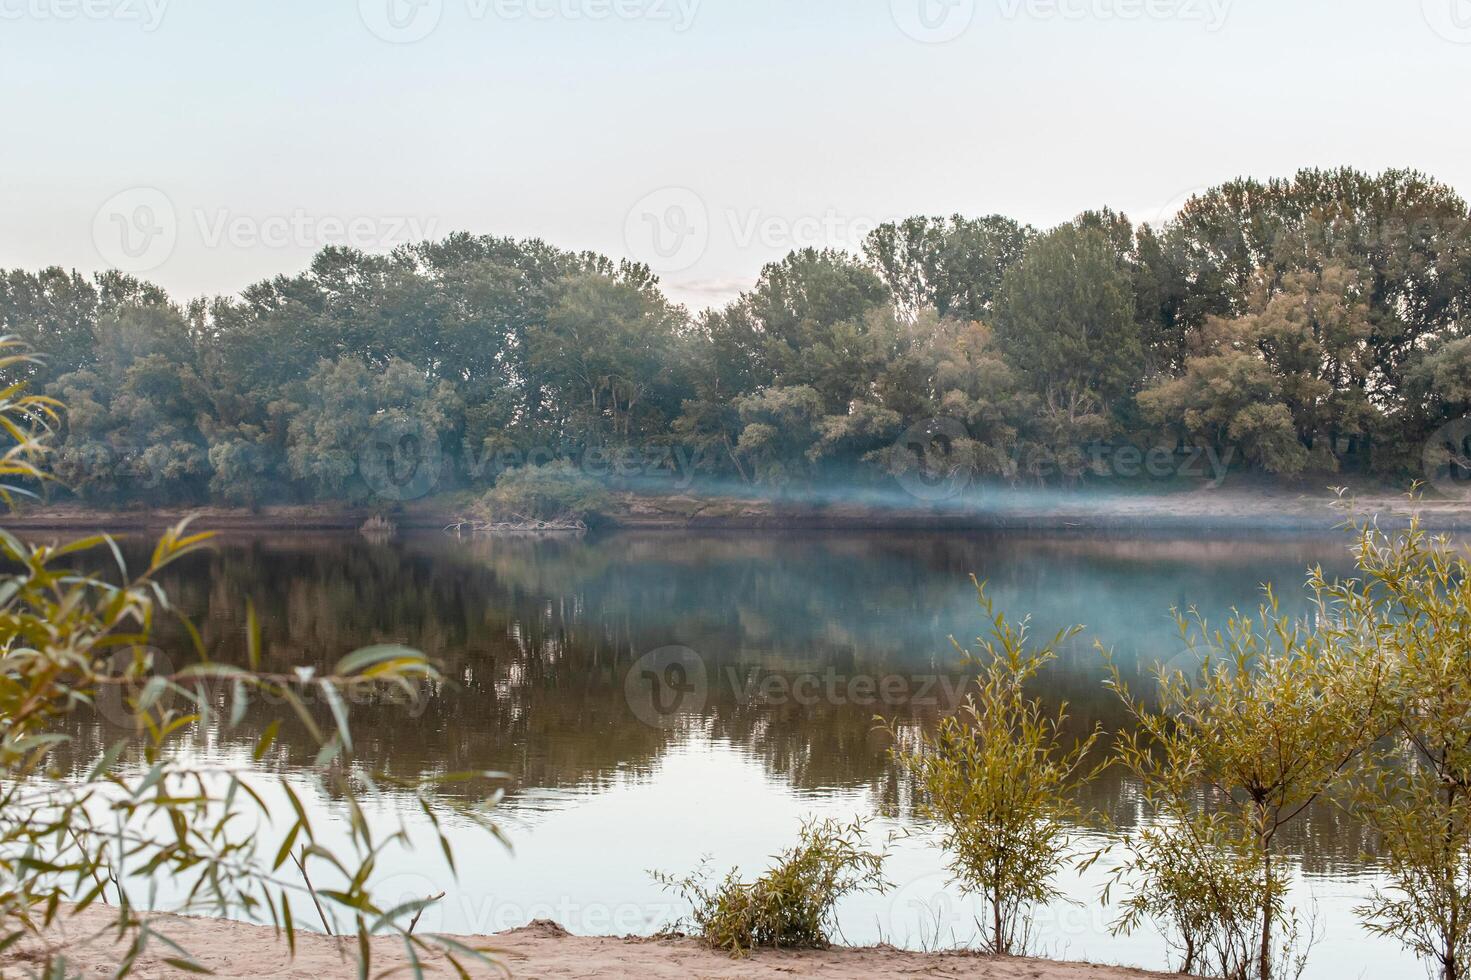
left=67, top=529, right=1410, bottom=978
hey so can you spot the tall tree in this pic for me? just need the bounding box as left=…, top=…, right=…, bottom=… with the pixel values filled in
left=994, top=221, right=1144, bottom=415
left=864, top=215, right=1033, bottom=321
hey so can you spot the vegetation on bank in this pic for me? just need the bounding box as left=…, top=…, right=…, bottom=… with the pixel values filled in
left=653, top=817, right=891, bottom=956
left=1100, top=510, right=1471, bottom=980
left=469, top=460, right=610, bottom=526
left=658, top=505, right=1471, bottom=980
left=0, top=342, right=504, bottom=976
left=881, top=587, right=1103, bottom=956
left=3, top=167, right=1469, bottom=509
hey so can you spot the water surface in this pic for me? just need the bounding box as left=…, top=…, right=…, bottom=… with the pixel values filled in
left=68, top=529, right=1406, bottom=978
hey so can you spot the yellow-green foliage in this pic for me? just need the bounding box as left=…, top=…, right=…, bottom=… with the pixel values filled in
left=654, top=817, right=890, bottom=956
left=1104, top=526, right=1391, bottom=980
left=882, top=579, right=1102, bottom=956
left=0, top=337, right=59, bottom=508
left=1100, top=817, right=1267, bottom=979
left=0, top=339, right=504, bottom=977
left=1347, top=516, right=1471, bottom=980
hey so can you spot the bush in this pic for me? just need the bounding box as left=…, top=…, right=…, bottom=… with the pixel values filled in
left=475, top=461, right=610, bottom=524
left=1104, top=580, right=1387, bottom=980
left=881, top=579, right=1102, bottom=956
left=654, top=817, right=890, bottom=955
left=1104, top=817, right=1279, bottom=979
left=1346, top=514, right=1471, bottom=980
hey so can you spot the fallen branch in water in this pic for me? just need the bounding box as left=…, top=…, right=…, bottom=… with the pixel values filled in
left=445, top=513, right=588, bottom=535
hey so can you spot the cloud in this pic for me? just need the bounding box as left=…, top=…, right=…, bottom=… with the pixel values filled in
left=661, top=276, right=754, bottom=310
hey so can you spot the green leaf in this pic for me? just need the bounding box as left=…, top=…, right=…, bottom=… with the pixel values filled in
left=334, top=644, right=426, bottom=677
left=273, top=822, right=302, bottom=872
left=162, top=958, right=213, bottom=974
left=254, top=720, right=282, bottom=761
left=246, top=601, right=262, bottom=671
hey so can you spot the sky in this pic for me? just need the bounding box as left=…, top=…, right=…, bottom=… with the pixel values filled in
left=2, top=0, right=1469, bottom=311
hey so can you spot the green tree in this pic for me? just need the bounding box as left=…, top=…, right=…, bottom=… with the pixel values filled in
left=47, top=300, right=210, bottom=504
left=285, top=356, right=459, bottom=503
left=528, top=272, right=687, bottom=442
left=1131, top=221, right=1195, bottom=376
left=734, top=385, right=825, bottom=486
left=863, top=214, right=1033, bottom=321
left=1346, top=515, right=1471, bottom=980
left=0, top=268, right=100, bottom=385
left=1138, top=261, right=1376, bottom=475
left=994, top=221, right=1144, bottom=419
left=713, top=250, right=907, bottom=485
left=733, top=248, right=893, bottom=412
left=881, top=581, right=1101, bottom=955
left=1137, top=350, right=1306, bottom=475
left=823, top=314, right=1029, bottom=485
left=1107, top=590, right=1388, bottom=980
left=1162, top=167, right=1471, bottom=434
left=1403, top=336, right=1471, bottom=480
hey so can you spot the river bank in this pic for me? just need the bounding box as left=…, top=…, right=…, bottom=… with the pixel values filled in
left=7, top=910, right=1194, bottom=979
left=1, top=483, right=1467, bottom=533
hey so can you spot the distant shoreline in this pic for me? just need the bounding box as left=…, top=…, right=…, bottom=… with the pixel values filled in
left=3, top=485, right=1467, bottom=534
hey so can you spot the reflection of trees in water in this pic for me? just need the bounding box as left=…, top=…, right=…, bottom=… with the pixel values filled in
left=62, top=529, right=1366, bottom=872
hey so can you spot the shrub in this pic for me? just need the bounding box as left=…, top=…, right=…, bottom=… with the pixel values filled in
left=1346, top=514, right=1471, bottom=980
left=1105, top=590, right=1388, bottom=980
left=1102, top=816, right=1278, bottom=979
left=881, top=579, right=1102, bottom=955
left=654, top=817, right=890, bottom=955
left=475, top=461, right=610, bottom=524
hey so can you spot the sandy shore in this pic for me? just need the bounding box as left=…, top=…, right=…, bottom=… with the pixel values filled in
left=6, top=910, right=1192, bottom=979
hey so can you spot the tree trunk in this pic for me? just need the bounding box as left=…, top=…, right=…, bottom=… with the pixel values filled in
left=1259, top=839, right=1273, bottom=980
left=724, top=434, right=750, bottom=484
left=1445, top=769, right=1459, bottom=980
left=993, top=882, right=1003, bottom=955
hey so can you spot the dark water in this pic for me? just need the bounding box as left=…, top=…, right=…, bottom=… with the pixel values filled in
left=66, top=529, right=1405, bottom=977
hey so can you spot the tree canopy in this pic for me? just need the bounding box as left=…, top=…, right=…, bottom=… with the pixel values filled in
left=4, top=167, right=1469, bottom=507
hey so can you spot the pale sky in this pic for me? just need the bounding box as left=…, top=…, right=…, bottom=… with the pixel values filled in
left=2, top=0, right=1469, bottom=310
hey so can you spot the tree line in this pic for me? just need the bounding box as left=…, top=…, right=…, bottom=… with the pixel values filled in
left=4, top=166, right=1470, bottom=507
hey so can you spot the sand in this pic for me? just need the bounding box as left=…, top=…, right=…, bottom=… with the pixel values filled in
left=6, top=909, right=1193, bottom=979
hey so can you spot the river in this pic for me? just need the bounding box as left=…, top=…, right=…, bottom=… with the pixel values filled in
left=65, top=528, right=1408, bottom=978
